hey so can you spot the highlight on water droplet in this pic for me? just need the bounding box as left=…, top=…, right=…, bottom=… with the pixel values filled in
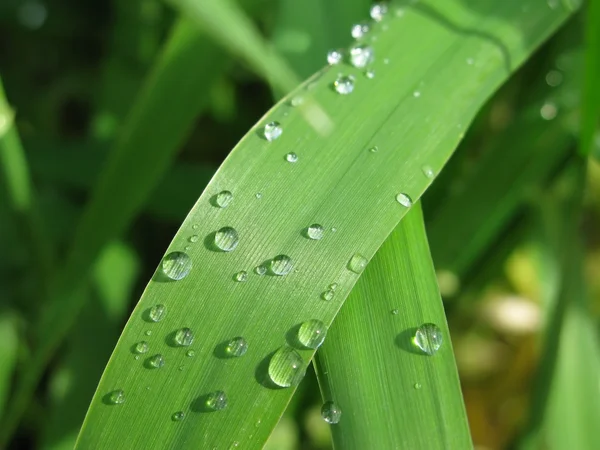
left=396, top=193, right=413, bottom=208
left=148, top=354, right=165, bottom=368
left=263, top=121, right=282, bottom=141
left=348, top=253, right=368, bottom=274
left=215, top=190, right=233, bottom=208
left=413, top=323, right=443, bottom=355
left=413, top=90, right=421, bottom=98
left=234, top=270, right=248, bottom=282
left=205, top=390, right=228, bottom=411
left=226, top=336, right=248, bottom=357
left=270, top=255, right=293, bottom=276
left=161, top=251, right=192, bottom=280
left=422, top=165, right=434, bottom=179
left=107, top=389, right=125, bottom=405
left=349, top=44, right=374, bottom=69
left=298, top=319, right=327, bottom=349
left=255, top=265, right=267, bottom=276
left=175, top=328, right=194, bottom=346
left=333, top=75, right=355, bottom=95
left=172, top=411, right=185, bottom=421
left=305, top=223, right=324, bottom=240
left=321, top=289, right=335, bottom=301
left=214, top=226, right=239, bottom=252
left=321, top=401, right=342, bottom=424
left=351, top=21, right=370, bottom=39
left=134, top=341, right=149, bottom=354
left=149, top=304, right=166, bottom=322
left=189, top=235, right=199, bottom=243
left=268, top=346, right=306, bottom=388
left=327, top=49, right=343, bottom=65
left=285, top=152, right=298, bottom=163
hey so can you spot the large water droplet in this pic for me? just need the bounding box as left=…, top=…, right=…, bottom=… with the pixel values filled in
left=148, top=354, right=165, bottom=368
left=215, top=190, right=233, bottom=208
left=351, top=21, right=370, bottom=39
left=349, top=44, right=374, bottom=69
left=149, top=304, right=166, bottom=322
left=321, top=401, right=342, bottom=424
left=108, top=389, right=125, bottom=405
left=205, top=390, right=228, bottom=411
left=370, top=2, right=388, bottom=21
left=226, top=337, right=248, bottom=357
left=214, top=227, right=239, bottom=252
left=263, top=121, right=282, bottom=141
left=161, top=252, right=192, bottom=280
left=134, top=341, right=149, bottom=354
left=327, top=49, right=343, bottom=65
left=414, top=323, right=443, bottom=355
left=270, top=255, right=293, bottom=276
left=175, top=328, right=194, bottom=346
left=348, top=253, right=368, bottom=274
left=306, top=224, right=324, bottom=240
left=298, top=319, right=327, bottom=349
left=285, top=152, right=298, bottom=163
left=234, top=270, right=248, bottom=282
left=396, top=193, right=413, bottom=207
left=172, top=411, right=185, bottom=421
left=333, top=75, right=355, bottom=95
left=268, top=346, right=306, bottom=387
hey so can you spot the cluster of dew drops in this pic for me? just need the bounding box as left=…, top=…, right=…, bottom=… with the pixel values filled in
left=106, top=1, right=445, bottom=431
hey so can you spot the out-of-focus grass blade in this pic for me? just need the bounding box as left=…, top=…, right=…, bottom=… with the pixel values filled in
left=0, top=314, right=18, bottom=418
left=315, top=204, right=470, bottom=448
left=73, top=1, right=574, bottom=448
left=580, top=0, right=600, bottom=156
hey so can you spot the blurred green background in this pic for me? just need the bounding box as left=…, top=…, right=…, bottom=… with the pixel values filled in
left=0, top=0, right=599, bottom=449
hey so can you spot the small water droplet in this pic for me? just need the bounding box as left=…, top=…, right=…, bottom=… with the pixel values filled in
left=547, top=0, right=559, bottom=9
left=186, top=350, right=195, bottom=357
left=321, top=401, right=342, bottom=424
left=145, top=330, right=152, bottom=336
left=370, top=2, right=388, bottom=21
left=349, top=44, right=374, bottom=69
left=134, top=341, right=149, bottom=354
left=149, top=304, right=166, bottom=322
left=175, top=328, right=194, bottom=346
left=413, top=90, right=421, bottom=98
left=327, top=49, right=343, bottom=65
left=134, top=355, right=140, bottom=360
left=546, top=70, right=563, bottom=87
left=383, top=58, right=390, bottom=64
left=184, top=245, right=191, bottom=251
left=391, top=309, right=399, bottom=315
left=329, top=283, right=338, bottom=290
left=285, top=152, right=298, bottom=163
left=290, top=96, right=304, bottom=107
left=189, top=235, right=199, bottom=243
left=466, top=57, right=474, bottom=65
left=365, top=69, right=375, bottom=79
left=108, top=389, right=125, bottom=405
left=306, top=224, right=324, bottom=240
left=396, top=193, right=413, bottom=207
left=414, top=323, right=443, bottom=355
left=270, top=255, right=293, bottom=276
left=422, top=165, right=434, bottom=179
left=255, top=192, right=263, bottom=199
left=321, top=289, right=335, bottom=301
left=414, top=382, right=422, bottom=390
left=161, top=252, right=192, bottom=280
left=351, top=21, right=370, bottom=39
left=331, top=227, right=337, bottom=232
left=214, top=227, right=239, bottom=252
left=192, top=224, right=199, bottom=230
left=148, top=354, right=165, bottom=368
left=333, top=75, right=355, bottom=95
left=348, top=253, right=368, bottom=274
left=369, top=146, right=378, bottom=153
left=178, top=365, right=184, bottom=371
left=229, top=442, right=239, bottom=449
left=172, top=411, right=185, bottom=421
left=298, top=319, right=327, bottom=349
left=268, top=346, right=306, bottom=387
left=263, top=121, right=282, bottom=141
left=234, top=271, right=248, bottom=282
left=226, top=337, right=249, bottom=357
left=205, top=390, right=228, bottom=411
left=215, top=190, right=233, bottom=208
left=540, top=101, right=558, bottom=120
left=255, top=265, right=267, bottom=275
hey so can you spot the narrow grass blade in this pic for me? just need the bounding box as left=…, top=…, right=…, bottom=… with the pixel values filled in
left=580, top=0, right=600, bottom=156
left=73, top=1, right=574, bottom=448
left=0, top=314, right=18, bottom=418
left=315, top=204, right=470, bottom=448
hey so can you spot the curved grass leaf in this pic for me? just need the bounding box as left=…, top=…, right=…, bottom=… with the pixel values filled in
left=76, top=0, right=574, bottom=448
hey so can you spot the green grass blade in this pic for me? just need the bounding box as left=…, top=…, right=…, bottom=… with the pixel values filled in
left=0, top=314, right=19, bottom=418
left=73, top=1, right=573, bottom=447
left=315, top=204, right=470, bottom=448
left=580, top=0, right=600, bottom=156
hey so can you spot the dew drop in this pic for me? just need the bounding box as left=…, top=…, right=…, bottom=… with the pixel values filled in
left=145, top=330, right=152, bottom=336
left=329, top=283, right=338, bottom=290
left=108, top=389, right=125, bottom=405
left=369, top=146, right=378, bottom=153
left=175, top=328, right=194, bottom=346
left=349, top=44, right=374, bottom=69
left=383, top=58, right=390, bottom=64
left=414, top=382, right=422, bottom=390
left=270, top=255, right=293, bottom=276
left=161, top=252, right=192, bottom=280
left=268, top=346, right=306, bottom=388
left=149, top=304, right=166, bottom=322
left=321, top=289, right=335, bottom=301
left=540, top=101, right=558, bottom=120
left=370, top=2, right=388, bottom=21
left=351, top=21, right=370, bottom=39
left=422, top=165, right=434, bottom=179
left=396, top=193, right=413, bottom=207
left=215, top=190, right=233, bottom=208
left=413, top=90, right=421, bottom=98
left=331, top=227, right=337, bottom=232
left=290, top=96, right=304, bottom=107
left=226, top=337, right=249, bottom=357
left=186, top=350, right=195, bottom=357
left=255, top=265, right=267, bottom=276
left=365, top=69, right=375, bottom=79
left=189, top=235, right=199, bottom=243
left=134, top=341, right=149, bottom=354
left=205, top=390, right=228, bottom=411
left=285, top=152, right=298, bottom=163
left=298, top=319, right=327, bottom=349
left=255, top=192, right=263, bottom=199
left=234, top=271, right=248, bottom=282
left=333, top=75, right=355, bottom=95
left=263, top=121, right=282, bottom=141
left=327, top=49, right=343, bottom=65
left=306, top=224, right=324, bottom=240
left=466, top=57, right=475, bottom=65
left=148, top=354, right=165, bottom=368
left=414, top=323, right=443, bottom=355
left=321, top=401, right=342, bottom=424
left=348, top=253, right=368, bottom=274
left=172, top=411, right=185, bottom=421
left=192, top=224, right=199, bottom=230
left=214, top=226, right=239, bottom=252
left=391, top=309, right=399, bottom=315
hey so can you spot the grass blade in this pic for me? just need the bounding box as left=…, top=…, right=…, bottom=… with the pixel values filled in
left=0, top=314, right=18, bottom=418
left=580, top=0, right=600, bottom=156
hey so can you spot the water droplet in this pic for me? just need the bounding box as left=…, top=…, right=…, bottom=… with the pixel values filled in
left=205, top=390, right=228, bottom=411
left=255, top=265, right=267, bottom=275
left=189, top=235, right=199, bottom=243
left=351, top=21, right=370, bottom=39
left=214, top=226, right=239, bottom=252
left=234, top=271, right=248, bottom=282
left=186, top=350, right=195, bottom=357
left=413, top=90, right=421, bottom=98
left=285, top=152, right=298, bottom=163
left=268, top=346, right=306, bottom=387
left=348, top=253, right=368, bottom=274
left=215, top=190, right=233, bottom=208
left=547, top=0, right=560, bottom=9
left=298, top=319, right=327, bottom=349
left=414, top=382, right=422, bottom=390
left=369, top=146, right=378, bottom=153
left=290, top=96, right=304, bottom=107
left=175, top=328, right=194, bottom=346
left=383, top=58, right=390, bottom=64
left=396, top=193, right=413, bottom=207
left=321, top=289, right=335, bottom=301
left=321, top=401, right=342, bottom=424
left=161, top=252, right=192, bottom=280
left=134, top=341, right=149, bottom=354
left=331, top=227, right=337, bottom=232
left=134, top=355, right=140, bottom=360
left=145, top=330, right=152, bottom=336
left=149, top=304, right=166, bottom=322
left=108, top=389, right=125, bottom=405
left=349, top=44, right=374, bottom=69
left=329, top=283, right=338, bottom=290
left=466, top=57, right=474, bottom=65
left=226, top=337, right=249, bottom=357
left=422, top=165, right=434, bottom=179
left=178, top=365, right=184, bottom=371
left=327, top=49, right=343, bottom=65
left=365, top=69, right=375, bottom=79
left=306, top=224, right=324, bottom=240
left=263, top=121, right=282, bottom=141
left=270, top=255, right=293, bottom=276
left=172, top=411, right=185, bottom=421
left=148, top=354, right=165, bottom=368
left=370, top=2, right=388, bottom=21
left=229, top=442, right=239, bottom=449
left=414, top=323, right=443, bottom=355
left=391, top=309, right=399, bottom=315
left=255, top=192, right=263, bottom=199
left=333, top=75, right=355, bottom=95
left=192, top=224, right=199, bottom=230
left=540, top=101, right=558, bottom=120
